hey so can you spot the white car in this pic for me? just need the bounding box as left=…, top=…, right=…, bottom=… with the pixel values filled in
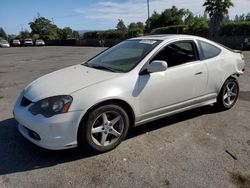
left=12, top=39, right=21, bottom=46
left=35, top=39, right=45, bottom=46
left=0, top=40, right=10, bottom=47
left=24, top=39, right=33, bottom=46
left=13, top=35, right=245, bottom=152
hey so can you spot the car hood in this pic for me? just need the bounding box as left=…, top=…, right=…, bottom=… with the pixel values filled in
left=23, top=64, right=121, bottom=102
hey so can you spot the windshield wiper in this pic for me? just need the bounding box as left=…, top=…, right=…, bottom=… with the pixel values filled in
left=90, top=65, right=117, bottom=72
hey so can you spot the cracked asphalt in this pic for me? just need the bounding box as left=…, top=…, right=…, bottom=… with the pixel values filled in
left=0, top=46, right=250, bottom=188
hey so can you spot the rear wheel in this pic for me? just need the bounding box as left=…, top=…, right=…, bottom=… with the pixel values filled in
left=78, top=104, right=129, bottom=152
left=216, top=78, right=239, bottom=110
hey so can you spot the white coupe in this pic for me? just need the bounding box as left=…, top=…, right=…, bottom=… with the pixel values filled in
left=13, top=35, right=245, bottom=152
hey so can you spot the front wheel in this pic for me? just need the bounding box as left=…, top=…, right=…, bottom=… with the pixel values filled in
left=78, top=104, right=129, bottom=152
left=216, top=78, right=239, bottom=110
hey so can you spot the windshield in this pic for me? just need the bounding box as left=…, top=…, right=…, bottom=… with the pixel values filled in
left=84, top=39, right=161, bottom=72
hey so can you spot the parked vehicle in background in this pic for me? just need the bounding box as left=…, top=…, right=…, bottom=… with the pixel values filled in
left=0, top=40, right=10, bottom=47
left=24, top=39, right=33, bottom=46
left=35, top=39, right=45, bottom=46
left=13, top=35, right=245, bottom=153
left=12, top=39, right=21, bottom=46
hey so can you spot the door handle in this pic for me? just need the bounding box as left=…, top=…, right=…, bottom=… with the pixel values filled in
left=195, top=72, right=203, bottom=75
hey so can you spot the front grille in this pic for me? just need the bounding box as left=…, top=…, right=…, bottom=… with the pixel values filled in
left=21, top=96, right=32, bottom=106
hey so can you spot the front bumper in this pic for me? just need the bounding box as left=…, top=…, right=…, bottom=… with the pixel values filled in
left=13, top=96, right=84, bottom=150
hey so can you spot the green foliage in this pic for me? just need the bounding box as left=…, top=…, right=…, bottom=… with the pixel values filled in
left=221, top=21, right=250, bottom=36
left=203, top=0, right=234, bottom=36
left=58, top=27, right=74, bottom=40
left=8, top=34, right=18, bottom=40
left=185, top=16, right=209, bottom=36
left=128, top=28, right=143, bottom=38
left=73, top=31, right=80, bottom=39
left=151, top=16, right=208, bottom=37
left=29, top=17, right=60, bottom=40
left=116, top=19, right=127, bottom=32
left=83, top=31, right=102, bottom=39
left=103, top=30, right=127, bottom=39
left=150, top=25, right=186, bottom=35
left=29, top=16, right=77, bottom=40
left=18, top=30, right=31, bottom=39
left=0, top=27, right=7, bottom=39
left=146, top=6, right=189, bottom=31
left=83, top=30, right=127, bottom=39
left=234, top=13, right=250, bottom=21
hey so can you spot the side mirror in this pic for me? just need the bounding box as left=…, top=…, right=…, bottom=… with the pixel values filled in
left=147, top=60, right=168, bottom=73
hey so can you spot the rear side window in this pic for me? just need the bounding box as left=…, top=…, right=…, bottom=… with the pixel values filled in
left=198, top=40, right=221, bottom=60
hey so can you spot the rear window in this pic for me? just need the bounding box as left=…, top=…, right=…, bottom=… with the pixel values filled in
left=198, top=40, right=221, bottom=60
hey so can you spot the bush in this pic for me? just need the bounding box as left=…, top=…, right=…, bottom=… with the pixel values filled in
left=128, top=28, right=144, bottom=38
left=221, top=21, right=250, bottom=36
left=83, top=31, right=103, bottom=39
left=83, top=30, right=127, bottom=39
left=103, top=30, right=127, bottom=39
left=150, top=25, right=186, bottom=35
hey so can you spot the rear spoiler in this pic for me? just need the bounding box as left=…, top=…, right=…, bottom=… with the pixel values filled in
left=232, top=50, right=242, bottom=54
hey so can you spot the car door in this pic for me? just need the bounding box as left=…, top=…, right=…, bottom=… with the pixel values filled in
left=136, top=40, right=208, bottom=119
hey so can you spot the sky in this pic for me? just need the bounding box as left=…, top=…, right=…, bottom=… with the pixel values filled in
left=1, top=0, right=250, bottom=35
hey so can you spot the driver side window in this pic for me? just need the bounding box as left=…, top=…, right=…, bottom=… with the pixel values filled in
left=152, top=41, right=198, bottom=67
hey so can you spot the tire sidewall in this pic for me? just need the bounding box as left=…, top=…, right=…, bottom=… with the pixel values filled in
left=81, top=104, right=129, bottom=152
left=220, top=78, right=239, bottom=109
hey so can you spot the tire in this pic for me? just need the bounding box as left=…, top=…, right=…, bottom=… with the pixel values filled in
left=78, top=104, right=130, bottom=152
left=216, top=78, right=239, bottom=110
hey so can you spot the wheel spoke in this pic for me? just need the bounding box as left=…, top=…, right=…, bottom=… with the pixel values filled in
left=102, top=113, right=109, bottom=124
left=109, top=128, right=121, bottom=137
left=226, top=85, right=230, bottom=92
left=230, top=83, right=235, bottom=91
left=100, top=132, right=108, bottom=146
left=231, top=92, right=237, bottom=97
left=227, top=96, right=231, bottom=105
left=223, top=93, right=228, bottom=100
left=92, top=126, right=104, bottom=134
left=110, top=115, right=121, bottom=126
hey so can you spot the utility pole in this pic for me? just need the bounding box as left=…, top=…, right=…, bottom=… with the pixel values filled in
left=147, top=0, right=150, bottom=20
left=146, top=0, right=150, bottom=32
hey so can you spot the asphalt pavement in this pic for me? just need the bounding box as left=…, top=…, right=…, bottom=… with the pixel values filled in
left=0, top=46, right=250, bottom=188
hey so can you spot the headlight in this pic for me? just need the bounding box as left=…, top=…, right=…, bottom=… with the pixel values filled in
left=29, top=95, right=73, bottom=117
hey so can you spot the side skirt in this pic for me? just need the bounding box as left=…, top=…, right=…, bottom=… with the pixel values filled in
left=134, top=97, right=216, bottom=126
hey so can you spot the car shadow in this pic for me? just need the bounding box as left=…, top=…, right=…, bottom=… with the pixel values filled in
left=0, top=105, right=220, bottom=175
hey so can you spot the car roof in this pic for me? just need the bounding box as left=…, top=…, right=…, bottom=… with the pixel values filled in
left=129, top=34, right=204, bottom=41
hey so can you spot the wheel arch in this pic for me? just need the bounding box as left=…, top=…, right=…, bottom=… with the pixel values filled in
left=77, top=99, right=135, bottom=143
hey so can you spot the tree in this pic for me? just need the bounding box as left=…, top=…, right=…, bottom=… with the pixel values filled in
left=127, top=22, right=144, bottom=37
left=73, top=31, right=80, bottom=39
left=29, top=17, right=60, bottom=40
left=203, top=0, right=234, bottom=36
left=0, top=27, right=7, bottom=40
left=146, top=6, right=189, bottom=31
left=186, top=16, right=209, bottom=36
left=246, top=13, right=250, bottom=21
left=18, top=30, right=30, bottom=39
left=128, top=22, right=138, bottom=30
left=58, top=27, right=74, bottom=40
left=137, top=22, right=144, bottom=30
left=116, top=19, right=127, bottom=31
